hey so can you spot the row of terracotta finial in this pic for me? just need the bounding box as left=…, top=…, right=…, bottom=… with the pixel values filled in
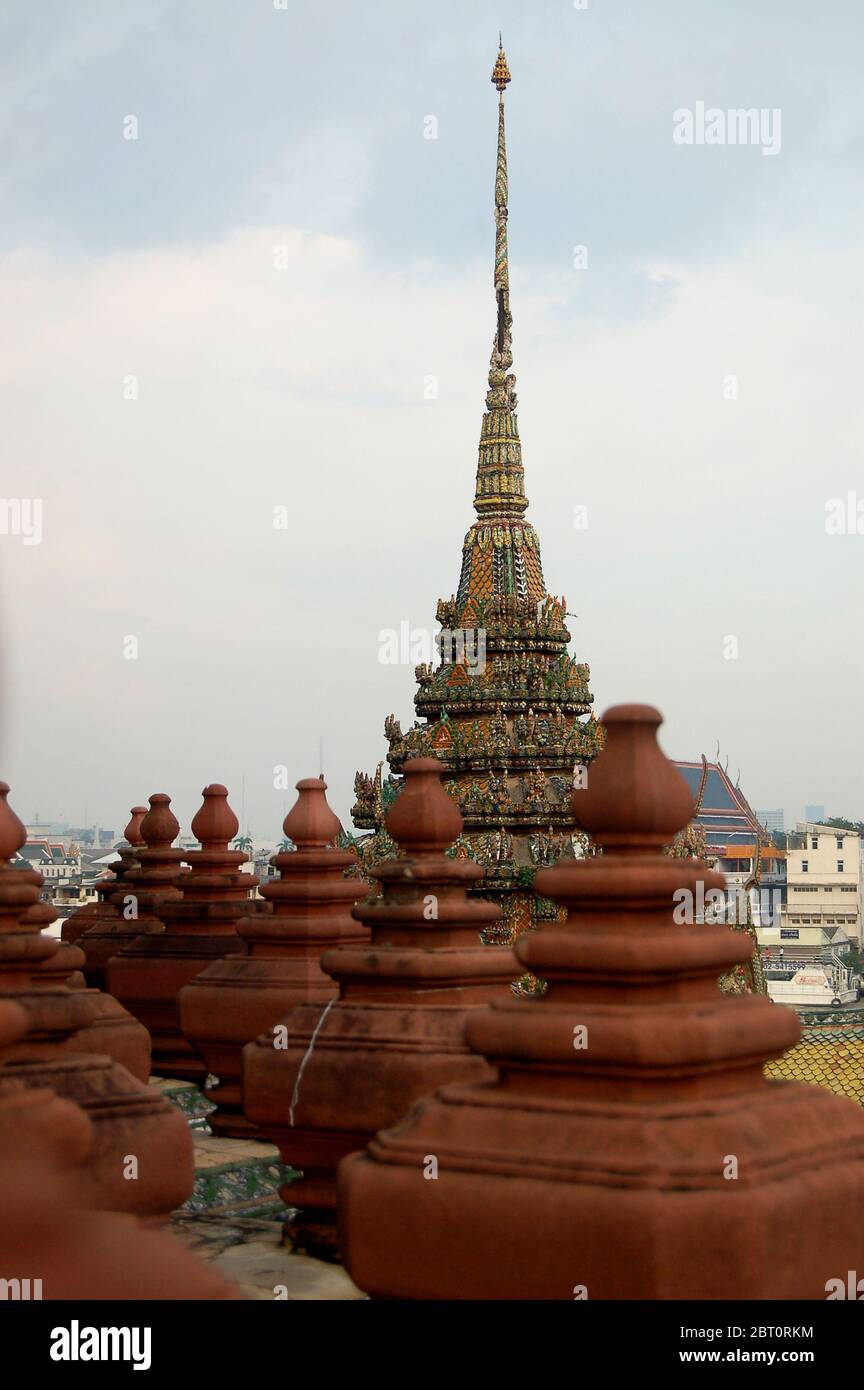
left=4, top=704, right=863, bottom=1301
left=47, top=774, right=341, bottom=875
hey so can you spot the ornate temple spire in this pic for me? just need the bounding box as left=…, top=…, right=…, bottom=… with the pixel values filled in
left=353, top=46, right=600, bottom=963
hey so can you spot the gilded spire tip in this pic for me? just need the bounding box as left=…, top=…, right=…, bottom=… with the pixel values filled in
left=491, top=40, right=511, bottom=93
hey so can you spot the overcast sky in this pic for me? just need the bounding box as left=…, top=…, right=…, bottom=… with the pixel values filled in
left=2, top=0, right=863, bottom=840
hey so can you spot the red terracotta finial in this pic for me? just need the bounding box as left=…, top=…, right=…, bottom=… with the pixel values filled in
left=339, top=699, right=864, bottom=1302
left=245, top=754, right=513, bottom=1258
left=73, top=794, right=185, bottom=990
left=0, top=783, right=27, bottom=863
left=180, top=773, right=365, bottom=1137
left=384, top=758, right=463, bottom=855
left=62, top=804, right=149, bottom=948
left=140, top=793, right=180, bottom=849
left=124, top=806, right=148, bottom=847
left=0, top=785, right=193, bottom=1218
left=283, top=778, right=341, bottom=850
left=109, top=783, right=256, bottom=1083
left=572, top=704, right=694, bottom=854
left=191, top=784, right=239, bottom=850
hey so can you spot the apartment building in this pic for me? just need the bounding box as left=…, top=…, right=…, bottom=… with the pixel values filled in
left=778, top=822, right=861, bottom=950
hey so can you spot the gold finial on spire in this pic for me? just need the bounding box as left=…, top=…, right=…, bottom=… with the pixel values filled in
left=491, top=38, right=511, bottom=93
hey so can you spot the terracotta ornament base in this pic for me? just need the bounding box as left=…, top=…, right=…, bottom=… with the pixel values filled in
left=30, top=927, right=150, bottom=1084
left=0, top=999, right=235, bottom=1301
left=2, top=1049, right=194, bottom=1220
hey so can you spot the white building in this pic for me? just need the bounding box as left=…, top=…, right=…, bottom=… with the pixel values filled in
left=779, top=822, right=862, bottom=950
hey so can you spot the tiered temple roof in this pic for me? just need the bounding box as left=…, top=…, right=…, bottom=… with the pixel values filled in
left=669, top=756, right=772, bottom=997
left=352, top=43, right=601, bottom=964
left=674, top=757, right=776, bottom=858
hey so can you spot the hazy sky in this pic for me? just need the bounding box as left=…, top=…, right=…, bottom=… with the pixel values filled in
left=2, top=0, right=863, bottom=839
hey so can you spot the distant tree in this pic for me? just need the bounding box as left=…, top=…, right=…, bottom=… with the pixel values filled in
left=232, top=835, right=253, bottom=855
left=822, top=816, right=864, bottom=835
left=278, top=837, right=295, bottom=853
left=844, top=945, right=862, bottom=977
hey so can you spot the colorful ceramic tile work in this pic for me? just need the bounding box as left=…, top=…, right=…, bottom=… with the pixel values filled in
left=156, top=1077, right=216, bottom=1131
left=352, top=44, right=601, bottom=966
left=157, top=1079, right=295, bottom=1217
left=765, top=1014, right=864, bottom=1106
left=182, top=1135, right=291, bottom=1220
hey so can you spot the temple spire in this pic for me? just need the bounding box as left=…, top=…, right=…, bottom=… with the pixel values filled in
left=470, top=40, right=527, bottom=525
left=489, top=40, right=513, bottom=396
left=491, top=41, right=511, bottom=341
left=352, top=46, right=600, bottom=964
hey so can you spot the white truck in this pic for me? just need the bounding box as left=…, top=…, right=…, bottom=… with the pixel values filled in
left=767, top=959, right=858, bottom=1008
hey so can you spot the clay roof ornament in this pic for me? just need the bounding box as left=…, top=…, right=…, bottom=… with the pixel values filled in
left=0, top=782, right=193, bottom=1218
left=109, top=785, right=267, bottom=1082
left=178, top=776, right=366, bottom=1137
left=62, top=805, right=148, bottom=947
left=244, top=757, right=516, bottom=1259
left=75, top=796, right=184, bottom=991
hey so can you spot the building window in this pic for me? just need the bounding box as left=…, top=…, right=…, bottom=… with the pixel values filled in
left=837, top=837, right=844, bottom=849
left=837, top=861, right=844, bottom=873
left=802, top=860, right=809, bottom=873
left=811, top=837, right=818, bottom=849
